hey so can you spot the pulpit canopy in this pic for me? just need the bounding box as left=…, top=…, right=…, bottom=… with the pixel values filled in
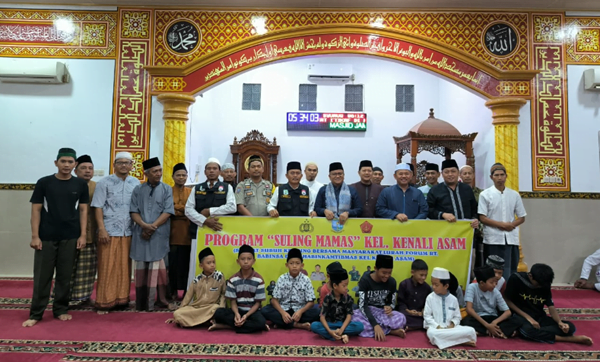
left=393, top=108, right=477, bottom=185
left=230, top=130, right=280, bottom=183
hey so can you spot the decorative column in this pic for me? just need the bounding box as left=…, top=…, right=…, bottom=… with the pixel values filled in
left=485, top=97, right=527, bottom=272
left=157, top=93, right=196, bottom=186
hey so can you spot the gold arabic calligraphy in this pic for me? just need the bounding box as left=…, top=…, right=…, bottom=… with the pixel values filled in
left=0, top=24, right=77, bottom=43
left=204, top=36, right=483, bottom=85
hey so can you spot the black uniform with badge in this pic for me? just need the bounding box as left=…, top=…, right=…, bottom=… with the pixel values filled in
left=189, top=181, right=229, bottom=236
left=277, top=183, right=310, bottom=216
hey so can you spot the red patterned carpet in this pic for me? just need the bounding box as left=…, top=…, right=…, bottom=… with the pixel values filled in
left=1, top=278, right=599, bottom=362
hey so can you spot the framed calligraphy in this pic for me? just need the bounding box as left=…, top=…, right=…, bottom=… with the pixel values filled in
left=483, top=22, right=518, bottom=57
left=165, top=20, right=200, bottom=55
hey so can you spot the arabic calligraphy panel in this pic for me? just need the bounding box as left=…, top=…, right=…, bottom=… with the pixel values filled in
left=174, top=33, right=520, bottom=99
left=164, top=19, right=200, bottom=55
left=0, top=10, right=117, bottom=58
left=153, top=10, right=529, bottom=71
left=531, top=38, right=569, bottom=191
left=483, top=22, right=519, bottom=57
left=111, top=38, right=151, bottom=179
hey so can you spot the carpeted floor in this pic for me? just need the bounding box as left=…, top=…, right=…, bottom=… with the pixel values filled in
left=1, top=278, right=599, bottom=362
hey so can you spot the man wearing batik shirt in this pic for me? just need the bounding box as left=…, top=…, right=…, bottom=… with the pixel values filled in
left=130, top=157, right=175, bottom=312
left=92, top=151, right=140, bottom=314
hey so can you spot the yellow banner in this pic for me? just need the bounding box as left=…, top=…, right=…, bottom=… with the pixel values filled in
left=194, top=217, right=473, bottom=301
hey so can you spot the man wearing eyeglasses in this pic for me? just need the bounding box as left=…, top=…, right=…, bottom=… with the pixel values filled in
left=91, top=152, right=140, bottom=314
left=311, top=162, right=362, bottom=225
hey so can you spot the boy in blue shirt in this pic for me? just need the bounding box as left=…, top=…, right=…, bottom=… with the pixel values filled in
left=462, top=266, right=520, bottom=338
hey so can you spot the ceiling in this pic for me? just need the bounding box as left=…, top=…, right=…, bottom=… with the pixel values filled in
left=4, top=0, right=600, bottom=11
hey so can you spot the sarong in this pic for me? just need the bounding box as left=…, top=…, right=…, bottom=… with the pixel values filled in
left=70, top=242, right=97, bottom=301
left=134, top=259, right=169, bottom=311
left=351, top=306, right=406, bottom=337
left=427, top=325, right=477, bottom=349
left=95, top=236, right=132, bottom=310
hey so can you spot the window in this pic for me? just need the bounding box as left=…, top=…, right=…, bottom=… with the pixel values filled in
left=345, top=84, right=363, bottom=112
left=396, top=85, right=415, bottom=112
left=242, top=83, right=261, bottom=110
left=299, top=84, right=317, bottom=111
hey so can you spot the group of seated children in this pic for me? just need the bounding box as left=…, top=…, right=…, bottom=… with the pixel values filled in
left=167, top=244, right=593, bottom=348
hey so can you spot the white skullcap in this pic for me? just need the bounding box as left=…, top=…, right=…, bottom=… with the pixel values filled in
left=395, top=163, right=411, bottom=171
left=431, top=267, right=450, bottom=279
left=207, top=157, right=221, bottom=166
left=460, top=165, right=473, bottom=171
left=222, top=162, right=234, bottom=170
left=115, top=152, right=133, bottom=161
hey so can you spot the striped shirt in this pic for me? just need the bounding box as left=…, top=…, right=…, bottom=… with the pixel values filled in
left=225, top=269, right=266, bottom=311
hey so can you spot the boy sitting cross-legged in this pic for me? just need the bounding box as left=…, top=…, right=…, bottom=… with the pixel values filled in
left=311, top=268, right=364, bottom=343
left=505, top=263, right=593, bottom=345
left=261, top=248, right=320, bottom=330
left=211, top=244, right=269, bottom=333
left=461, top=265, right=521, bottom=338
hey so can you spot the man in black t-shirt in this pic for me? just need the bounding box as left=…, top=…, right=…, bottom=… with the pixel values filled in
left=23, top=148, right=89, bottom=327
left=504, top=263, right=592, bottom=345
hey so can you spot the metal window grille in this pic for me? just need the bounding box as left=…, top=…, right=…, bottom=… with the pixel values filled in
left=299, top=84, right=317, bottom=111
left=396, top=85, right=415, bottom=112
left=242, top=83, right=261, bottom=110
left=344, top=84, right=363, bottom=112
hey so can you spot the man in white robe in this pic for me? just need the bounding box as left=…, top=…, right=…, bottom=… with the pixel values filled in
left=424, top=267, right=477, bottom=349
left=574, top=248, right=600, bottom=291
left=301, top=162, right=324, bottom=204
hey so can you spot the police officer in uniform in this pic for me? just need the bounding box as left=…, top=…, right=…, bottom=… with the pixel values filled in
left=267, top=161, right=315, bottom=217
left=235, top=155, right=273, bottom=216
left=185, top=158, right=237, bottom=233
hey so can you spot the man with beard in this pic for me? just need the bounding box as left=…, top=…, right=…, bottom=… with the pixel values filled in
left=221, top=163, right=237, bottom=188
left=301, top=162, right=324, bottom=200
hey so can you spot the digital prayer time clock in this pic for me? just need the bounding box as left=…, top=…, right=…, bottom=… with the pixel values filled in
left=286, top=112, right=367, bottom=132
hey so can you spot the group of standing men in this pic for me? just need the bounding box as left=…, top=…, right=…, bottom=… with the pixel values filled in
left=23, top=147, right=527, bottom=327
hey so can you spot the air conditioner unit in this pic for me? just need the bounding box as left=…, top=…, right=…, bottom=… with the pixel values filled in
left=584, top=68, right=600, bottom=91
left=308, top=64, right=354, bottom=82
left=0, top=59, right=69, bottom=84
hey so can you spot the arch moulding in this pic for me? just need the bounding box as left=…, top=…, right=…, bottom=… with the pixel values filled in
left=145, top=24, right=538, bottom=98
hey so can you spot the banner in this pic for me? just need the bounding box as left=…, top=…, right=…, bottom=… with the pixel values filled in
left=193, top=217, right=473, bottom=302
